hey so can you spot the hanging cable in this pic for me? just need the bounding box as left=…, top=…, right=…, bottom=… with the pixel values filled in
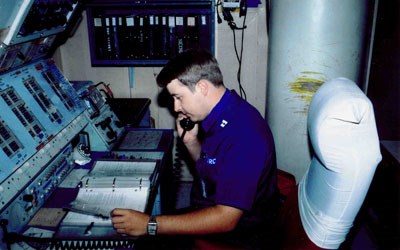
left=231, top=11, right=247, bottom=100
left=218, top=0, right=248, bottom=100
left=224, top=0, right=247, bottom=100
left=215, top=0, right=223, bottom=24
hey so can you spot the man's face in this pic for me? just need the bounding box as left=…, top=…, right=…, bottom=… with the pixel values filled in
left=166, top=79, right=205, bottom=122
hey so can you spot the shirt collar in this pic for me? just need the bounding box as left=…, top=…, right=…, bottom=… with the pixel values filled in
left=201, top=89, right=231, bottom=133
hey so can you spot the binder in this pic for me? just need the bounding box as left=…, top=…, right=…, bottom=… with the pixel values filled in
left=104, top=17, right=114, bottom=59
left=62, top=160, right=157, bottom=221
left=134, top=15, right=145, bottom=59
left=111, top=16, right=120, bottom=59
left=187, top=16, right=200, bottom=50
left=160, top=16, right=169, bottom=58
left=93, top=17, right=106, bottom=59
left=199, top=15, right=211, bottom=51
left=168, top=16, right=176, bottom=58
left=117, top=16, right=128, bottom=59
left=151, top=15, right=162, bottom=59
left=141, top=15, right=151, bottom=59
left=148, top=15, right=155, bottom=58
left=175, top=16, right=185, bottom=54
left=125, top=16, right=135, bottom=59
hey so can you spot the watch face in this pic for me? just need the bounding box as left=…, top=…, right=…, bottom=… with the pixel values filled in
left=147, top=216, right=157, bottom=236
left=147, top=223, right=157, bottom=235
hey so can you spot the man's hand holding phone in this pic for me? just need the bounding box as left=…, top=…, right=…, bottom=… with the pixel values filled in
left=177, top=116, right=197, bottom=141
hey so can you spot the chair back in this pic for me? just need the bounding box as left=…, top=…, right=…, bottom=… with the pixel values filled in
left=298, top=77, right=382, bottom=249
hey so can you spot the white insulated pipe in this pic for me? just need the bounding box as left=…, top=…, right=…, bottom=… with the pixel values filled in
left=266, top=0, right=372, bottom=182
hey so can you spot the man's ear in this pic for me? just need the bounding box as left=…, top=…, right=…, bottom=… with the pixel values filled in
left=196, top=79, right=209, bottom=96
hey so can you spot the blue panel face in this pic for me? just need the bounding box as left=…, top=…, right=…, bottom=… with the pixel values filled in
left=0, top=59, right=86, bottom=181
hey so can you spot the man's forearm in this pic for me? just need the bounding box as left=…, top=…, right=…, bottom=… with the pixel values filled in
left=156, top=205, right=243, bottom=235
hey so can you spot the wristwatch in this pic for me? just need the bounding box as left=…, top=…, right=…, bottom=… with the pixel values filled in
left=147, top=215, right=158, bottom=236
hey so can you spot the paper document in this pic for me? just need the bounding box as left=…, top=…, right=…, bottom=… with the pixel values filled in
left=65, top=187, right=149, bottom=219
left=61, top=160, right=155, bottom=226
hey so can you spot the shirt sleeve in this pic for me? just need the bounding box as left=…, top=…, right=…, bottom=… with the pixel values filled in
left=215, top=132, right=271, bottom=211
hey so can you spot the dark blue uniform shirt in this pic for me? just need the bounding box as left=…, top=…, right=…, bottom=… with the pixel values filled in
left=191, top=89, right=279, bottom=230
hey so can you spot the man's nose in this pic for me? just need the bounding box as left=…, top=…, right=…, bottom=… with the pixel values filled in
left=174, top=100, right=182, bottom=112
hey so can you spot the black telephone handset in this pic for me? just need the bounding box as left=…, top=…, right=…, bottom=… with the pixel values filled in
left=179, top=118, right=195, bottom=139
left=180, top=118, right=195, bottom=131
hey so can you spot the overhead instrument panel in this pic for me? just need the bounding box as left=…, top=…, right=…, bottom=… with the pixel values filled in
left=0, top=0, right=80, bottom=46
left=0, top=58, right=86, bottom=183
left=0, top=0, right=83, bottom=73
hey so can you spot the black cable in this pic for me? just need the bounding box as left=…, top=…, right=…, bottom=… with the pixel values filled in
left=0, top=220, right=11, bottom=250
left=216, top=0, right=223, bottom=24
left=217, top=0, right=248, bottom=100
left=230, top=6, right=247, bottom=100
left=266, top=0, right=271, bottom=35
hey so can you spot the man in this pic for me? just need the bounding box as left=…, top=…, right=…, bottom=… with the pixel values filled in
left=111, top=49, right=280, bottom=249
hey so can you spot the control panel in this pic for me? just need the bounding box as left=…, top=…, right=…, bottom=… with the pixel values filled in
left=71, top=81, right=125, bottom=151
left=1, top=0, right=81, bottom=46
left=83, top=104, right=125, bottom=151
left=0, top=1, right=178, bottom=249
left=0, top=64, right=175, bottom=249
left=0, top=59, right=89, bottom=249
left=0, top=59, right=86, bottom=174
left=1, top=144, right=76, bottom=233
left=0, top=35, right=58, bottom=73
